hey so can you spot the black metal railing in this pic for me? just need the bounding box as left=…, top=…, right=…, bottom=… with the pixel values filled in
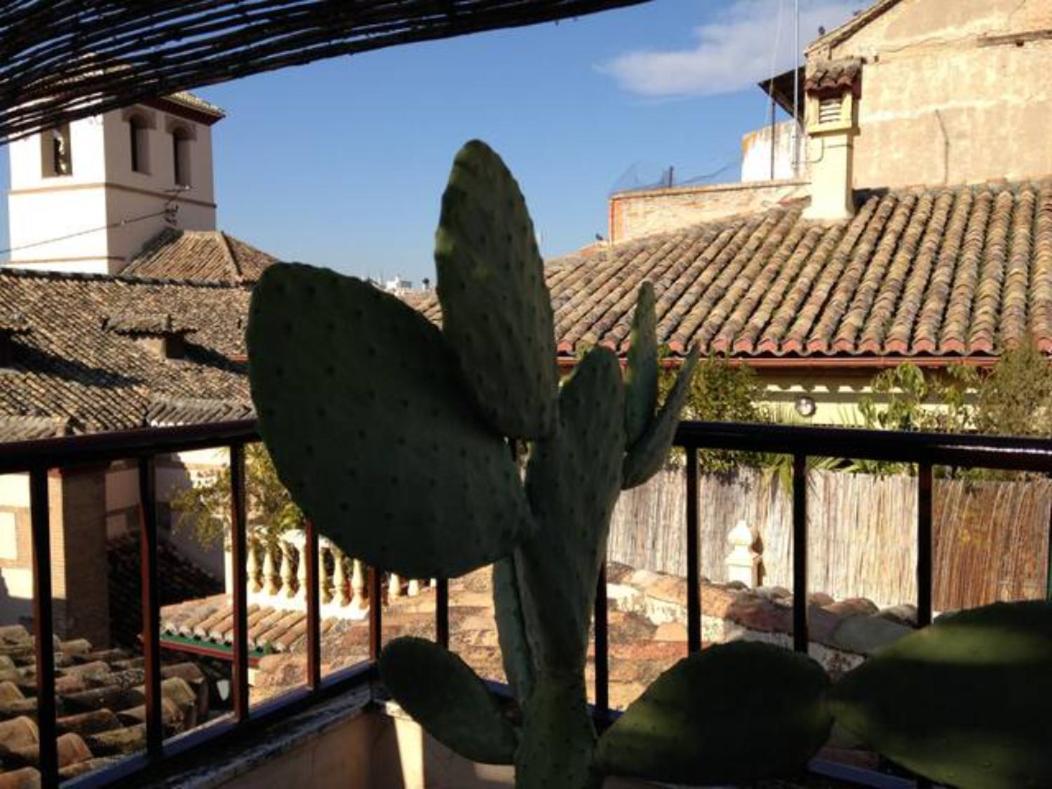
left=3, top=419, right=1051, bottom=787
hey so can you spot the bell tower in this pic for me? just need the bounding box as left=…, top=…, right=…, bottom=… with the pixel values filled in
left=5, top=93, right=224, bottom=275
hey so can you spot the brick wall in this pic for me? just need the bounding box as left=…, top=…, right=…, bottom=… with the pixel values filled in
left=51, top=467, right=111, bottom=647
left=608, top=179, right=808, bottom=243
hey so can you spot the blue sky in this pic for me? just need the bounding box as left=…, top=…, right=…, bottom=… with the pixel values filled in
left=0, top=0, right=856, bottom=283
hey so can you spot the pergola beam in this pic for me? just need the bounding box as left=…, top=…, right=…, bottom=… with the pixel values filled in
left=0, top=0, right=648, bottom=141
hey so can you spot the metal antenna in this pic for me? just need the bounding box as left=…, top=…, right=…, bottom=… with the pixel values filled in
left=793, top=0, right=800, bottom=175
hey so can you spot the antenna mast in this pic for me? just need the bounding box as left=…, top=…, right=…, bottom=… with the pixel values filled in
left=793, top=0, right=800, bottom=175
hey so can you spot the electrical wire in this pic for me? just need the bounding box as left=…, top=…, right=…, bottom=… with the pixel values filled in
left=0, top=189, right=185, bottom=256
left=0, top=208, right=172, bottom=256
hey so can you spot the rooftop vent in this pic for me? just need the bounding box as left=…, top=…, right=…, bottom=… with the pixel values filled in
left=105, top=312, right=196, bottom=360
left=0, top=309, right=30, bottom=368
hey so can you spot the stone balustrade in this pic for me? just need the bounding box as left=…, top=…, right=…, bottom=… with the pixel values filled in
left=224, top=529, right=432, bottom=621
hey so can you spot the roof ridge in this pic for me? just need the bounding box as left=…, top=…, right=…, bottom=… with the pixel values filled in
left=806, top=0, right=902, bottom=54
left=0, top=264, right=252, bottom=291
left=216, top=231, right=241, bottom=280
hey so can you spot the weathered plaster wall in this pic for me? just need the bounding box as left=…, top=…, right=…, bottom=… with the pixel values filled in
left=741, top=120, right=804, bottom=183
left=815, top=0, right=1052, bottom=189
left=609, top=179, right=807, bottom=243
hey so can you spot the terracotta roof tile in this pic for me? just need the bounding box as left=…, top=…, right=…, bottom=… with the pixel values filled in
left=407, top=180, right=1052, bottom=362
left=0, top=624, right=214, bottom=783
left=0, top=268, right=250, bottom=441
left=122, top=229, right=278, bottom=285
left=805, top=58, right=863, bottom=96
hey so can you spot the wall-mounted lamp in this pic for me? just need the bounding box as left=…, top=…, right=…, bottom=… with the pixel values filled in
left=795, top=395, right=817, bottom=418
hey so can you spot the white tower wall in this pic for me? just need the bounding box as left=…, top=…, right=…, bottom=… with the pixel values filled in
left=6, top=99, right=221, bottom=275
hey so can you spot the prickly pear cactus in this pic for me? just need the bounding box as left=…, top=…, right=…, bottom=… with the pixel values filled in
left=248, top=140, right=833, bottom=788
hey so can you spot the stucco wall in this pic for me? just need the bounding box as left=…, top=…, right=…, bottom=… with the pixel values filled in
left=815, top=0, right=1052, bottom=190
left=609, top=179, right=808, bottom=243
left=741, top=120, right=804, bottom=183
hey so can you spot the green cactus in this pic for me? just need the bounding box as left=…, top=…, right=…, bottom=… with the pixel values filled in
left=829, top=600, right=1052, bottom=789
left=248, top=140, right=832, bottom=788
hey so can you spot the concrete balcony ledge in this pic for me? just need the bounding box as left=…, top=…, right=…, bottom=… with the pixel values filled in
left=145, top=685, right=374, bottom=788
left=139, top=680, right=668, bottom=788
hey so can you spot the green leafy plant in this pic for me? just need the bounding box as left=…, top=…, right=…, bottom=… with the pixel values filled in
left=246, top=140, right=832, bottom=788
left=170, top=442, right=303, bottom=548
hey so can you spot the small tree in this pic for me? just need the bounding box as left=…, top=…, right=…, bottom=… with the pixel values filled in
left=170, top=442, right=304, bottom=548
left=658, top=353, right=771, bottom=473
left=974, top=340, right=1052, bottom=437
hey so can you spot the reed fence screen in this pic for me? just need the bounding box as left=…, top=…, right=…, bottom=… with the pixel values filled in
left=608, top=466, right=1052, bottom=611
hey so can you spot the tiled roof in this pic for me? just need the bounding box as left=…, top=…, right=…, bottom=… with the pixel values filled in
left=805, top=58, right=862, bottom=96
left=164, top=91, right=225, bottom=119
left=123, top=229, right=278, bottom=285
left=411, top=179, right=1052, bottom=360
left=0, top=267, right=251, bottom=441
left=108, top=534, right=223, bottom=649
left=164, top=563, right=913, bottom=711
left=0, top=625, right=214, bottom=782
left=104, top=311, right=197, bottom=336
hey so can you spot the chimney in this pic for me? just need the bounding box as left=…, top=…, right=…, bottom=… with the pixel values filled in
left=803, top=58, right=862, bottom=221
left=105, top=312, right=195, bottom=360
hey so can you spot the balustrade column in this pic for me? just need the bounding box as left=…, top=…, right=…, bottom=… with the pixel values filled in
left=333, top=546, right=350, bottom=606
left=320, top=541, right=334, bottom=604
left=296, top=538, right=308, bottom=601
left=280, top=541, right=296, bottom=597
left=351, top=559, right=366, bottom=610
left=246, top=537, right=262, bottom=594
left=263, top=543, right=280, bottom=595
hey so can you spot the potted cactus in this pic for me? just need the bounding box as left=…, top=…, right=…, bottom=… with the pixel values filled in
left=247, top=141, right=1052, bottom=789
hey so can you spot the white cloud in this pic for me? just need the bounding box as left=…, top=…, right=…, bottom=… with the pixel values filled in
left=600, top=0, right=858, bottom=98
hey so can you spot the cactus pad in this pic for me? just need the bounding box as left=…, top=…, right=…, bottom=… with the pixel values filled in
left=624, top=282, right=658, bottom=447
left=622, top=347, right=699, bottom=489
left=380, top=637, right=518, bottom=764
left=435, top=140, right=558, bottom=440
left=247, top=263, right=533, bottom=579
left=829, top=600, right=1052, bottom=788
left=596, top=641, right=831, bottom=784
left=518, top=347, right=625, bottom=671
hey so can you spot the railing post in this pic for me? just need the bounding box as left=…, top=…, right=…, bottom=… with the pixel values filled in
left=229, top=443, right=250, bottom=722
left=305, top=520, right=321, bottom=690
left=593, top=562, right=609, bottom=721
left=436, top=578, right=449, bottom=649
left=29, top=468, right=58, bottom=788
left=792, top=453, right=809, bottom=653
left=369, top=566, right=382, bottom=661
left=138, top=456, right=162, bottom=760
left=685, top=448, right=701, bottom=654
left=917, top=462, right=933, bottom=628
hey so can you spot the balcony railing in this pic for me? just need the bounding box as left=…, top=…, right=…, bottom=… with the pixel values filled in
left=2, top=419, right=1051, bottom=787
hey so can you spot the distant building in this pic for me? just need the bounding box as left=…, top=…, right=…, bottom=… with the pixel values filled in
left=0, top=94, right=277, bottom=642
left=554, top=0, right=1052, bottom=423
